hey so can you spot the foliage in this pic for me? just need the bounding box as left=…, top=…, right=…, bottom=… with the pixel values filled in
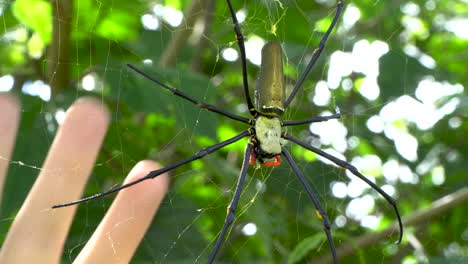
left=1, top=0, right=467, bottom=263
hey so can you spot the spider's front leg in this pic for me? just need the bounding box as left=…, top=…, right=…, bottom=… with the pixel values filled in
left=52, top=130, right=251, bottom=208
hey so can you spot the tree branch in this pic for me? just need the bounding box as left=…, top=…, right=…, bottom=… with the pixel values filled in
left=191, top=0, right=216, bottom=72
left=159, top=0, right=209, bottom=68
left=48, top=0, right=73, bottom=94
left=311, top=186, right=468, bottom=263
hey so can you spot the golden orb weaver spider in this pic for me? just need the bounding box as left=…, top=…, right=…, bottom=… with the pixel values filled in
left=53, top=0, right=403, bottom=263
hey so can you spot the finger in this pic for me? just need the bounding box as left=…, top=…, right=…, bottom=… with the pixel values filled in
left=0, top=98, right=109, bottom=263
left=74, top=160, right=169, bottom=264
left=0, top=94, right=20, bottom=205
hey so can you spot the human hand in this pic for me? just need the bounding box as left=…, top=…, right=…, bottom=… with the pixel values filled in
left=0, top=94, right=169, bottom=263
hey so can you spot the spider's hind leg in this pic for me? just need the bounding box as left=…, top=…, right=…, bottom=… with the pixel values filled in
left=208, top=142, right=253, bottom=263
left=282, top=148, right=338, bottom=264
left=283, top=133, right=403, bottom=244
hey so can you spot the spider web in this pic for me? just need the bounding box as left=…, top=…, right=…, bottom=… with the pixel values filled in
left=0, top=0, right=466, bottom=263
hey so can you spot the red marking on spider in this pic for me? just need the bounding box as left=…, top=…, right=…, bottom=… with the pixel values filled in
left=249, top=152, right=256, bottom=166
left=263, top=155, right=281, bottom=166
left=249, top=152, right=281, bottom=167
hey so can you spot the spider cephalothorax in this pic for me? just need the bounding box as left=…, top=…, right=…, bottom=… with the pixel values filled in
left=250, top=115, right=283, bottom=167
left=53, top=1, right=403, bottom=263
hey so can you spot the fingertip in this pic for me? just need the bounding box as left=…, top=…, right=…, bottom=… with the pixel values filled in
left=52, top=96, right=110, bottom=160
left=75, top=160, right=169, bottom=263
left=125, top=160, right=170, bottom=195
left=0, top=93, right=20, bottom=196
left=0, top=93, right=20, bottom=113
left=69, top=97, right=110, bottom=125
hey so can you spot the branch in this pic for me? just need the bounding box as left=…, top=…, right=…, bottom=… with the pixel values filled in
left=159, top=0, right=209, bottom=68
left=48, top=0, right=73, bottom=94
left=311, top=186, right=468, bottom=263
left=191, top=0, right=216, bottom=72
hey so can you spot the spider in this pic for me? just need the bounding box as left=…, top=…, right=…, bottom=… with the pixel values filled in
left=53, top=0, right=403, bottom=263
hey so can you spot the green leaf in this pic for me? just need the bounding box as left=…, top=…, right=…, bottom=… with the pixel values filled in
left=166, top=0, right=182, bottom=10
left=288, top=234, right=324, bottom=264
left=378, top=50, right=432, bottom=100
left=96, top=10, right=139, bottom=41
left=428, top=256, right=468, bottom=264
left=73, top=0, right=100, bottom=37
left=12, top=0, right=52, bottom=44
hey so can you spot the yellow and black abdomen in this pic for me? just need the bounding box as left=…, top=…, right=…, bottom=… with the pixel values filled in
left=255, top=41, right=285, bottom=116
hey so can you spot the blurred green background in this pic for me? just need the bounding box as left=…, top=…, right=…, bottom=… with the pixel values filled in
left=0, top=0, right=467, bottom=263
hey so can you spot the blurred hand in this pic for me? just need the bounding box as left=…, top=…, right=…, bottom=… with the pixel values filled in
left=0, top=94, right=169, bottom=264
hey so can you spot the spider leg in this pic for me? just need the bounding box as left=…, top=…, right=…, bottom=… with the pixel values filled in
left=282, top=148, right=338, bottom=264
left=52, top=130, right=251, bottom=209
left=282, top=113, right=341, bottom=126
left=283, top=133, right=403, bottom=243
left=284, top=1, right=344, bottom=109
left=127, top=64, right=250, bottom=124
left=225, top=0, right=257, bottom=116
left=208, top=142, right=252, bottom=264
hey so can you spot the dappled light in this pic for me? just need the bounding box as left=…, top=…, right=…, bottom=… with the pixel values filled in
left=0, top=0, right=466, bottom=263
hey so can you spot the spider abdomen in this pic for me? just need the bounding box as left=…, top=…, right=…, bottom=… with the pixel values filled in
left=255, top=42, right=285, bottom=116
